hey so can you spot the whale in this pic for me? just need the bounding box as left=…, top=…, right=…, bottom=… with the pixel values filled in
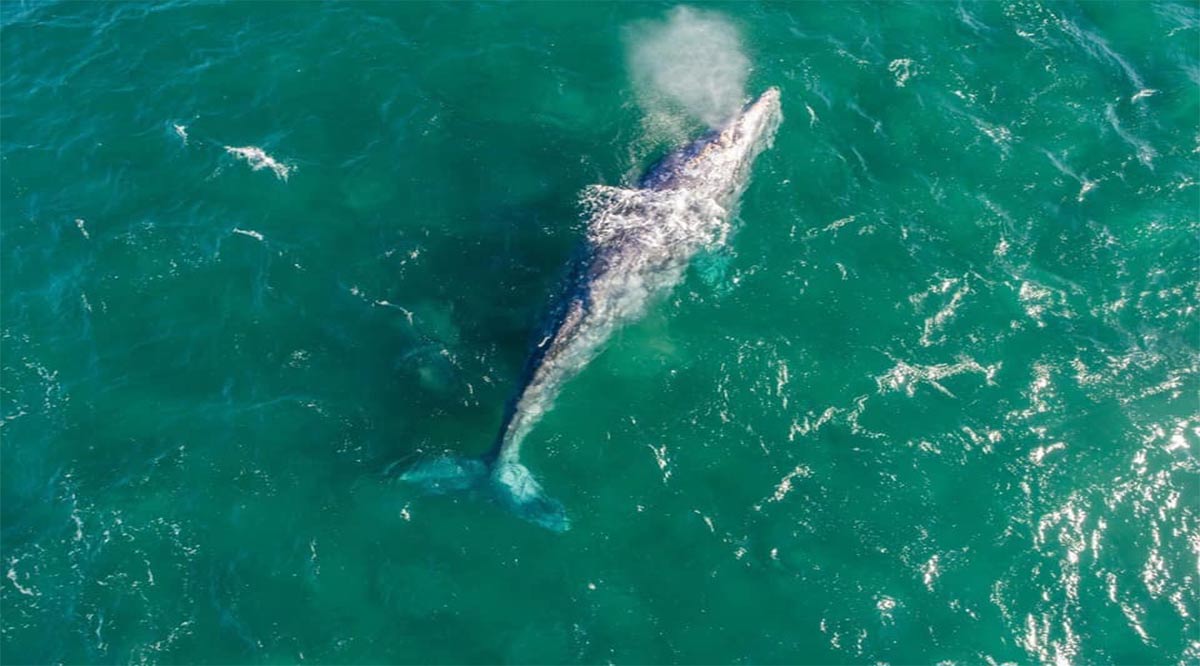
left=403, top=88, right=783, bottom=530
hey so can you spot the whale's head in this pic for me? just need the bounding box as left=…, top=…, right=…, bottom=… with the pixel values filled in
left=717, top=86, right=782, bottom=157
left=643, top=87, right=782, bottom=202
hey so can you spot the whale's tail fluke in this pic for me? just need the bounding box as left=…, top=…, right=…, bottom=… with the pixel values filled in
left=491, top=459, right=571, bottom=532
left=399, top=455, right=570, bottom=532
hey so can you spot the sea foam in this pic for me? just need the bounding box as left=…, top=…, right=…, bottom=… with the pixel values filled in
left=224, top=145, right=293, bottom=181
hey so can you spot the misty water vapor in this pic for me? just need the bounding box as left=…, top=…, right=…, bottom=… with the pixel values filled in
left=627, top=7, right=751, bottom=129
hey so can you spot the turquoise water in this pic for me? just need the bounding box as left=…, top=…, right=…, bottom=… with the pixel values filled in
left=2, top=2, right=1198, bottom=663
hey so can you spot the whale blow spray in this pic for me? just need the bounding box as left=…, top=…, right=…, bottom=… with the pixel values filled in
left=627, top=6, right=751, bottom=129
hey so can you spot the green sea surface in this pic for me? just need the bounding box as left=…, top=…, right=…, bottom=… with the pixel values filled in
left=2, top=2, right=1198, bottom=664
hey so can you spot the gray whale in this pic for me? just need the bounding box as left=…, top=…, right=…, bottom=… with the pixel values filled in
left=404, top=88, right=783, bottom=530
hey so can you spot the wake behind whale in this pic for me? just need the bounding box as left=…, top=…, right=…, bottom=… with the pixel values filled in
left=403, top=89, right=783, bottom=530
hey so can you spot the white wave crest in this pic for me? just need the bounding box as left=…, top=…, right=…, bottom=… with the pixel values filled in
left=224, top=145, right=293, bottom=181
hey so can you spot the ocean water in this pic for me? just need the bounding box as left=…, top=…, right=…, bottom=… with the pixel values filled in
left=2, top=1, right=1197, bottom=664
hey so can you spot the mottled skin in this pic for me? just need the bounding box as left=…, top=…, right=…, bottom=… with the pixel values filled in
left=485, top=88, right=783, bottom=528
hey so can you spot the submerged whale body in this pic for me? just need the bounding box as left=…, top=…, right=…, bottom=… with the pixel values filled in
left=403, top=88, right=783, bottom=530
